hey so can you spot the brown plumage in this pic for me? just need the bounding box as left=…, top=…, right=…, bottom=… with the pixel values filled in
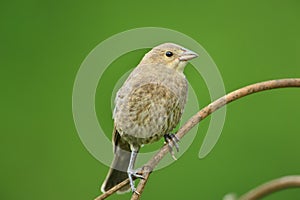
left=101, top=43, right=198, bottom=193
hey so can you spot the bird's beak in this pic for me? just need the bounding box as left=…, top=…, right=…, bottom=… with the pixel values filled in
left=179, top=49, right=199, bottom=61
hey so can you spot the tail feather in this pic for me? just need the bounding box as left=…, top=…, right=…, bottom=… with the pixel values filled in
left=101, top=130, right=131, bottom=193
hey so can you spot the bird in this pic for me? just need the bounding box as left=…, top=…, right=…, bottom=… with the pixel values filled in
left=101, top=43, right=198, bottom=193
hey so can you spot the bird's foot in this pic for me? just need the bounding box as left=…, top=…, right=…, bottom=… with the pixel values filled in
left=164, top=133, right=179, bottom=160
left=128, top=168, right=144, bottom=193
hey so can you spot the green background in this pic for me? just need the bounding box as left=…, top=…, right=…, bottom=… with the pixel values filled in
left=1, top=0, right=300, bottom=199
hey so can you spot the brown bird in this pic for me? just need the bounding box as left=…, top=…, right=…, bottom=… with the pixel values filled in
left=101, top=43, right=198, bottom=193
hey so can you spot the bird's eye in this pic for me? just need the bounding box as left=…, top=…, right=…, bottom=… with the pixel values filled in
left=165, top=51, right=173, bottom=57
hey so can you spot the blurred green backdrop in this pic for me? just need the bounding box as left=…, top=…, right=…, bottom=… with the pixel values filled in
left=1, top=0, right=300, bottom=199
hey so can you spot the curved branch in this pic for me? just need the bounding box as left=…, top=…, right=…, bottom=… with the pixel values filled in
left=238, top=175, right=300, bottom=200
left=132, top=78, right=300, bottom=199
left=95, top=78, right=300, bottom=200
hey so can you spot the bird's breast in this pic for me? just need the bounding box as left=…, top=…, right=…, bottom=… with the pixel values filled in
left=113, top=65, right=188, bottom=146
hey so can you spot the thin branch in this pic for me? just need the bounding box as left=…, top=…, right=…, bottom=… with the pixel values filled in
left=95, top=78, right=300, bottom=200
left=95, top=179, right=130, bottom=200
left=238, top=175, right=300, bottom=200
left=133, top=78, right=300, bottom=199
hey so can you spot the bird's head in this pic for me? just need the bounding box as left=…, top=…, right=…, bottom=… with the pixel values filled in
left=140, top=43, right=198, bottom=72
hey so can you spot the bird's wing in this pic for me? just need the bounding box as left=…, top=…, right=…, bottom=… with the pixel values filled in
left=112, top=125, right=131, bottom=153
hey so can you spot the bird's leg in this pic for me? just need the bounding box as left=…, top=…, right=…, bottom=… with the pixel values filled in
left=127, top=148, right=144, bottom=193
left=164, top=133, right=180, bottom=160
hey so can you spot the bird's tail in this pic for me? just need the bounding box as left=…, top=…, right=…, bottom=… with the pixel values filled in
left=101, top=130, right=131, bottom=193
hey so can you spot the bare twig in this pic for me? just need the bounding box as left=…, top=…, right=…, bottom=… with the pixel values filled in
left=239, top=175, right=300, bottom=200
left=95, top=78, right=300, bottom=200
left=95, top=179, right=130, bottom=200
